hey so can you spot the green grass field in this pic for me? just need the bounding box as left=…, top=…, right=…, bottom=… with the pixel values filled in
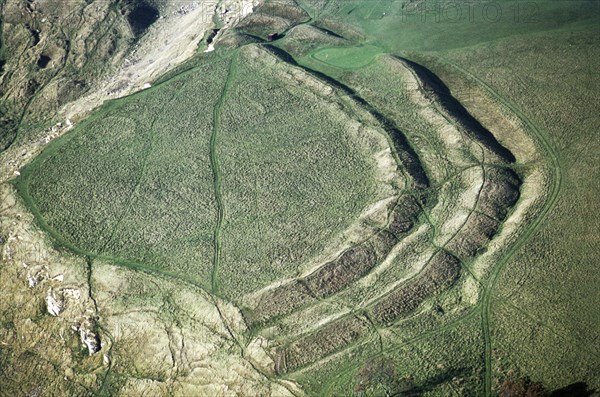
left=438, top=26, right=600, bottom=391
left=294, top=0, right=600, bottom=395
left=268, top=0, right=599, bottom=395
left=311, top=44, right=383, bottom=69
left=16, top=47, right=379, bottom=301
left=3, top=0, right=599, bottom=395
left=217, top=47, right=377, bottom=298
left=17, top=57, right=228, bottom=290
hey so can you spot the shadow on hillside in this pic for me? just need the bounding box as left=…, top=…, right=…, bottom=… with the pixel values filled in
left=410, top=367, right=470, bottom=396
left=396, top=56, right=516, bottom=163
left=551, top=382, right=595, bottom=397
left=262, top=44, right=431, bottom=190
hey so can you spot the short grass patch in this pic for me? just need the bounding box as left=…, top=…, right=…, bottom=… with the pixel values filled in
left=310, top=44, right=383, bottom=69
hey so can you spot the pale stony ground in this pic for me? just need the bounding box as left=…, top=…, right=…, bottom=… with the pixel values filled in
left=0, top=0, right=260, bottom=182
left=0, top=182, right=302, bottom=396
left=63, top=3, right=213, bottom=119
left=64, top=0, right=261, bottom=119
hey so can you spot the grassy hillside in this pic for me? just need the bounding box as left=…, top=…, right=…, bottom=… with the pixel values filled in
left=16, top=48, right=379, bottom=300
left=217, top=47, right=377, bottom=298
left=289, top=0, right=600, bottom=394
left=438, top=26, right=600, bottom=391
left=3, top=0, right=598, bottom=395
left=17, top=56, right=228, bottom=290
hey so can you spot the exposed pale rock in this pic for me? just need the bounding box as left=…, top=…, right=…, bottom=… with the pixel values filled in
left=46, top=290, right=63, bottom=316
left=80, top=328, right=100, bottom=355
left=27, top=272, right=39, bottom=287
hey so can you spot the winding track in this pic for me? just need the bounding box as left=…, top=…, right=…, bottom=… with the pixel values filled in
left=249, top=7, right=559, bottom=387
left=210, top=53, right=238, bottom=295
left=15, top=46, right=546, bottom=394
left=214, top=39, right=528, bottom=389
left=439, top=58, right=563, bottom=397
left=253, top=41, right=554, bottom=393
left=99, top=90, right=180, bottom=253
left=238, top=51, right=516, bottom=391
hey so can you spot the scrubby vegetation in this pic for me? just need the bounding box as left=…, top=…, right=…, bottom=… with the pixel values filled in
left=0, top=0, right=133, bottom=152
left=2, top=0, right=598, bottom=395
left=17, top=46, right=380, bottom=301
left=19, top=58, right=228, bottom=290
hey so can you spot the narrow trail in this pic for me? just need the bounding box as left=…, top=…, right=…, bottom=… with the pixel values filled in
left=210, top=53, right=238, bottom=295
left=99, top=114, right=160, bottom=252
left=100, top=89, right=181, bottom=253
left=438, top=58, right=562, bottom=397
left=320, top=306, right=482, bottom=394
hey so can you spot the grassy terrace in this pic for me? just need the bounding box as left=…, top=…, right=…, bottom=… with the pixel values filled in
left=286, top=1, right=600, bottom=395
left=311, top=45, right=382, bottom=69
left=4, top=0, right=599, bottom=395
